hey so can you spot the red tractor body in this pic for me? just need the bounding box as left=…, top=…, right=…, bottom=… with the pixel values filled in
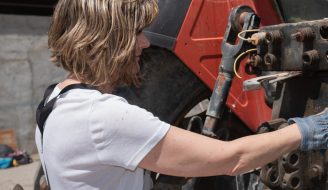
left=173, top=0, right=280, bottom=131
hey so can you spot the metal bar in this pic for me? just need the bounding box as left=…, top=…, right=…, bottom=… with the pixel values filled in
left=271, top=82, right=286, bottom=120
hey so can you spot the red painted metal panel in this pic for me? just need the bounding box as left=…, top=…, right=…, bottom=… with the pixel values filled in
left=173, top=0, right=280, bottom=132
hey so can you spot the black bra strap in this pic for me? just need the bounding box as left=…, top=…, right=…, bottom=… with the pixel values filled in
left=36, top=83, right=99, bottom=190
left=36, top=83, right=99, bottom=135
left=43, top=83, right=58, bottom=100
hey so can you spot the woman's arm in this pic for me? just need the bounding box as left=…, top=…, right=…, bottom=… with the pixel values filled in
left=139, top=124, right=301, bottom=177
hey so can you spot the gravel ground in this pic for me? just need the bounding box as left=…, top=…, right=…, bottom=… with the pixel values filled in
left=0, top=154, right=40, bottom=190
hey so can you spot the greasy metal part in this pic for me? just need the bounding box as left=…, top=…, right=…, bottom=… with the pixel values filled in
left=257, top=119, right=327, bottom=190
left=186, top=115, right=230, bottom=140
left=264, top=53, right=278, bottom=65
left=246, top=53, right=263, bottom=76
left=271, top=82, right=286, bottom=120
left=186, top=116, right=203, bottom=131
left=320, top=25, right=328, bottom=39
left=260, top=160, right=280, bottom=188
left=258, top=77, right=328, bottom=190
left=245, top=64, right=262, bottom=76
left=256, top=19, right=328, bottom=71
left=154, top=174, right=188, bottom=190
left=239, top=12, right=249, bottom=29
left=247, top=58, right=255, bottom=65
left=181, top=178, right=199, bottom=190
left=251, top=54, right=263, bottom=67
left=302, top=50, right=321, bottom=66
left=246, top=18, right=328, bottom=190
left=278, top=150, right=327, bottom=190
left=291, top=27, right=316, bottom=42
left=230, top=5, right=255, bottom=32
left=290, top=31, right=303, bottom=42
left=206, top=73, right=233, bottom=118
left=202, top=7, right=261, bottom=138
left=257, top=118, right=287, bottom=132
left=309, top=165, right=324, bottom=180
left=251, top=32, right=266, bottom=46
left=215, top=128, right=229, bottom=141
left=203, top=4, right=259, bottom=139
left=236, top=169, right=264, bottom=190
left=265, top=30, right=283, bottom=44
left=202, top=116, right=218, bottom=138
left=242, top=72, right=302, bottom=92
left=262, top=88, right=274, bottom=109
left=221, top=6, right=261, bottom=75
left=260, top=74, right=278, bottom=109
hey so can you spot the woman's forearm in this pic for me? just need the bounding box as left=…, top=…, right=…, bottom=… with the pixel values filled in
left=226, top=123, right=301, bottom=175
left=139, top=124, right=301, bottom=177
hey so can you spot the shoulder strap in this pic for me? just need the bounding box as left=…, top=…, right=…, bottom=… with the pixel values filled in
left=43, top=83, right=58, bottom=100
left=36, top=83, right=99, bottom=135
left=36, top=83, right=99, bottom=190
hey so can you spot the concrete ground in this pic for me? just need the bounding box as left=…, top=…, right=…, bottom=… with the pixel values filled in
left=0, top=154, right=40, bottom=190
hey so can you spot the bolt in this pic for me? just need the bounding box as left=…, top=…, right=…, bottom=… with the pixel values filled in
left=309, top=165, right=324, bottom=180
left=302, top=50, right=321, bottom=65
left=246, top=59, right=255, bottom=65
left=264, top=53, right=277, bottom=65
left=265, top=30, right=283, bottom=44
left=310, top=167, right=319, bottom=179
left=291, top=31, right=302, bottom=41
left=250, top=55, right=262, bottom=67
left=291, top=27, right=315, bottom=42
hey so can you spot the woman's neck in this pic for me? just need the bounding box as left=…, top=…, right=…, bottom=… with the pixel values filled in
left=58, top=73, right=116, bottom=94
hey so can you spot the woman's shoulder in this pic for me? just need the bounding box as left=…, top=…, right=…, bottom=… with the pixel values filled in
left=93, top=92, right=129, bottom=105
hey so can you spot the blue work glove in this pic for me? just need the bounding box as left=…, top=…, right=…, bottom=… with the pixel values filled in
left=288, top=108, right=328, bottom=151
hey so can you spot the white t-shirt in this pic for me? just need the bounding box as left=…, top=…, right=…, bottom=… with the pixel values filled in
left=35, top=85, right=170, bottom=190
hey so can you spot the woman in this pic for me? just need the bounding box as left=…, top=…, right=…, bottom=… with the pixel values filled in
left=35, top=0, right=328, bottom=189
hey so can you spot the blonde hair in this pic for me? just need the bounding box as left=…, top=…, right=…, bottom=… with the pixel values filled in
left=48, top=0, right=158, bottom=87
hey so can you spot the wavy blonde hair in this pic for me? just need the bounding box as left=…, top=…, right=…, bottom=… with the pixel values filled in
left=48, top=0, right=158, bottom=87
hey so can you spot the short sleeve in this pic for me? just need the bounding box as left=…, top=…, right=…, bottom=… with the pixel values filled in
left=88, top=95, right=170, bottom=171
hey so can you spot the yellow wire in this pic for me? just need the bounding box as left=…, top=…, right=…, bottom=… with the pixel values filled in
left=237, top=29, right=260, bottom=42
left=234, top=48, right=257, bottom=79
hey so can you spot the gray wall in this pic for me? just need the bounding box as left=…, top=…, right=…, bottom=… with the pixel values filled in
left=0, top=14, right=67, bottom=154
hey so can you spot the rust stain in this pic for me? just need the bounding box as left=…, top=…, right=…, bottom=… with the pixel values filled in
left=215, top=101, right=219, bottom=105
left=205, top=118, right=215, bottom=128
left=215, top=89, right=221, bottom=95
left=217, top=73, right=226, bottom=88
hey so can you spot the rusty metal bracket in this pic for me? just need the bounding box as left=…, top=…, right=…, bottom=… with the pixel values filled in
left=243, top=71, right=302, bottom=92
left=201, top=5, right=261, bottom=139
